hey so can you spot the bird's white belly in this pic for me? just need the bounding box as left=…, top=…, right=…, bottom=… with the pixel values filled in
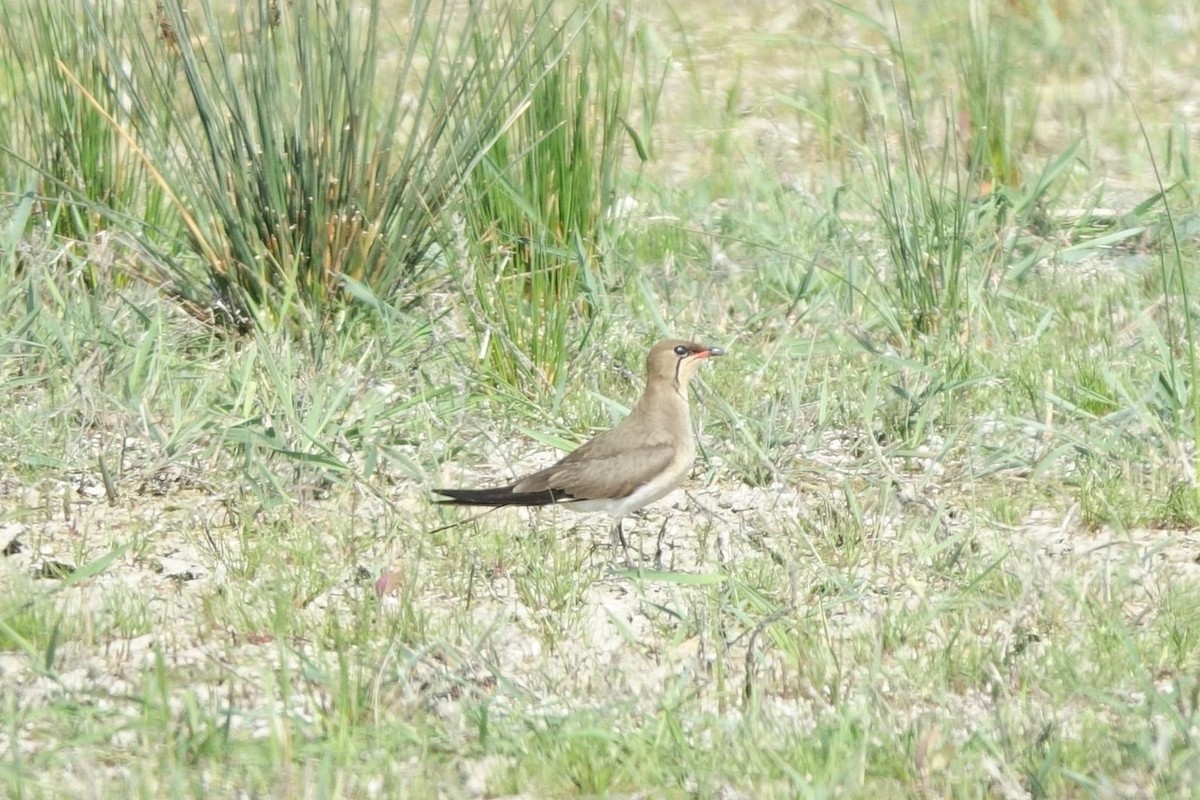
left=565, top=449, right=693, bottom=518
left=565, top=481, right=669, bottom=517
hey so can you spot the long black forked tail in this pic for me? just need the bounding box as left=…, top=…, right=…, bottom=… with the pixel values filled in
left=428, top=486, right=567, bottom=536
left=433, top=486, right=566, bottom=507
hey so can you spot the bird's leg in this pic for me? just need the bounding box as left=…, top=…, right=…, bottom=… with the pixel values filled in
left=612, top=518, right=635, bottom=569
left=654, top=517, right=669, bottom=571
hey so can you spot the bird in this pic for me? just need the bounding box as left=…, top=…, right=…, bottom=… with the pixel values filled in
left=433, top=339, right=725, bottom=567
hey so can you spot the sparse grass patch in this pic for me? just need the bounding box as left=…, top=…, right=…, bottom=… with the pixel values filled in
left=0, top=589, right=55, bottom=655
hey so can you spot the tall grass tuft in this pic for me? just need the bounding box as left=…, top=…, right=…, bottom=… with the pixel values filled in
left=859, top=63, right=979, bottom=340
left=851, top=3, right=1063, bottom=345
left=458, top=3, right=655, bottom=394
left=0, top=0, right=167, bottom=271
left=3, top=0, right=580, bottom=334
left=139, top=0, right=566, bottom=332
left=956, top=1, right=1028, bottom=197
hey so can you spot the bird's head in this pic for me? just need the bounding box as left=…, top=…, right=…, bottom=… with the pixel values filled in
left=647, top=339, right=726, bottom=390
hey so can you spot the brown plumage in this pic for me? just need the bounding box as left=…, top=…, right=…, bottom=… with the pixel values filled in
left=434, top=339, right=725, bottom=565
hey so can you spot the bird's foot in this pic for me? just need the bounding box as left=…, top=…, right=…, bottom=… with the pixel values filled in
left=653, top=518, right=669, bottom=571
left=611, top=521, right=638, bottom=570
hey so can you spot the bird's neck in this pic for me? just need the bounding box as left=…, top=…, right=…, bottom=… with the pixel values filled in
left=634, top=377, right=692, bottom=428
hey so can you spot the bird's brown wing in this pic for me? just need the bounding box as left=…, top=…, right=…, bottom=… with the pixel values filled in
left=435, top=420, right=682, bottom=507
left=512, top=441, right=679, bottom=502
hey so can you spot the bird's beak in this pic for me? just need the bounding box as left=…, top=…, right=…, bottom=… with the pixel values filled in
left=698, top=346, right=726, bottom=359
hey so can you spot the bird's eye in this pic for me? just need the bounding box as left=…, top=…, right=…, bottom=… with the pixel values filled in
left=673, top=344, right=689, bottom=357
